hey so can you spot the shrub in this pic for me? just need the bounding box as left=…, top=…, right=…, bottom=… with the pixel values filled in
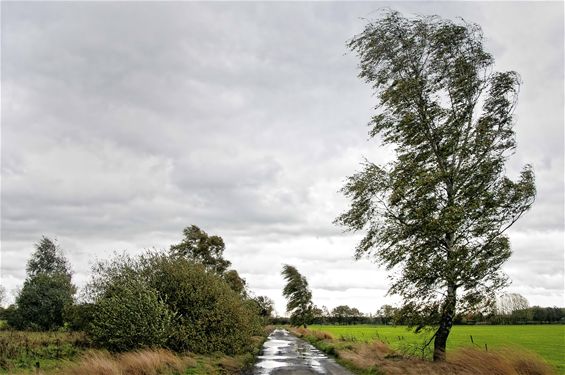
left=144, top=255, right=262, bottom=354
left=4, top=305, right=24, bottom=330
left=88, top=252, right=262, bottom=354
left=89, top=278, right=174, bottom=352
left=64, top=303, right=95, bottom=331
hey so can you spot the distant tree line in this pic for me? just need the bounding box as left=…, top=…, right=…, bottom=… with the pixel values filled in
left=271, top=303, right=397, bottom=326
left=456, top=307, right=565, bottom=325
left=269, top=302, right=565, bottom=326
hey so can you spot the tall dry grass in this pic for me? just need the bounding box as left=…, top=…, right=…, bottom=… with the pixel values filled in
left=293, top=326, right=335, bottom=341
left=449, top=347, right=555, bottom=375
left=63, top=349, right=196, bottom=375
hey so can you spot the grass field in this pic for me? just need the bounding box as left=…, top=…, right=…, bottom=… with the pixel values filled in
left=310, top=324, right=565, bottom=373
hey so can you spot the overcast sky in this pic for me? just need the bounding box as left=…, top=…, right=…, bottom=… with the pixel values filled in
left=1, top=2, right=563, bottom=315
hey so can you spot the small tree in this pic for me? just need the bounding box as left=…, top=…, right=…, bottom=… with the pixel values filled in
left=14, top=237, right=75, bottom=330
left=337, top=11, right=535, bottom=361
left=281, top=264, right=314, bottom=328
left=170, top=225, right=231, bottom=274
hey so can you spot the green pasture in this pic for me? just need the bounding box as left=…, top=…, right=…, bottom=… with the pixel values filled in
left=310, top=324, right=565, bottom=373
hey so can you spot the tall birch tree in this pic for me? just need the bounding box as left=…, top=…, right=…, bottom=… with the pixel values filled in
left=336, top=11, right=535, bottom=361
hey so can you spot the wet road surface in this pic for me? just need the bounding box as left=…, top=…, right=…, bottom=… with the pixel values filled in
left=252, top=329, right=354, bottom=375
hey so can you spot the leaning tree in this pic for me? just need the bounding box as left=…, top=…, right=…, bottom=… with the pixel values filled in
left=281, top=264, right=314, bottom=328
left=336, top=11, right=535, bottom=361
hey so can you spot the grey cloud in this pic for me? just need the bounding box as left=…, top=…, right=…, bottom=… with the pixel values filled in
left=1, top=2, right=563, bottom=310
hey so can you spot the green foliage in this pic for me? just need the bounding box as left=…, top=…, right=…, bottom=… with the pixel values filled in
left=252, top=296, right=275, bottom=318
left=281, top=265, right=314, bottom=328
left=63, top=303, right=95, bottom=332
left=170, top=225, right=231, bottom=274
left=223, top=269, right=247, bottom=296
left=89, top=277, right=174, bottom=352
left=13, top=273, right=75, bottom=330
left=377, top=305, right=398, bottom=325
left=26, top=237, right=71, bottom=278
left=88, top=252, right=261, bottom=354
left=336, top=10, right=536, bottom=360
left=4, top=305, right=24, bottom=330
left=331, top=305, right=364, bottom=325
left=144, top=255, right=261, bottom=354
left=9, top=237, right=76, bottom=331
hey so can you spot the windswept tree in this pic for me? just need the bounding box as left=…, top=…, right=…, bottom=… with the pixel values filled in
left=281, top=265, right=314, bottom=328
left=170, top=225, right=231, bottom=274
left=170, top=226, right=249, bottom=296
left=336, top=11, right=535, bottom=361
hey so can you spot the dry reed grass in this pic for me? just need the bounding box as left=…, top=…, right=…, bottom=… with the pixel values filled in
left=292, top=326, right=334, bottom=341
left=295, top=327, right=556, bottom=375
left=63, top=349, right=196, bottom=375
left=449, top=347, right=556, bottom=375
left=339, top=346, right=557, bottom=375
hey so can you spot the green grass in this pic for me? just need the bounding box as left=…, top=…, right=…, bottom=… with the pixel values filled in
left=0, top=330, right=89, bottom=373
left=310, top=324, right=565, bottom=373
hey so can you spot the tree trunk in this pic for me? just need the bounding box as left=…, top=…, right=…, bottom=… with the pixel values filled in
left=433, top=284, right=456, bottom=361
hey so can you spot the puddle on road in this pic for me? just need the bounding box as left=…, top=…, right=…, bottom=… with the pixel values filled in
left=253, top=329, right=329, bottom=375
left=254, top=330, right=292, bottom=374
left=295, top=339, right=326, bottom=373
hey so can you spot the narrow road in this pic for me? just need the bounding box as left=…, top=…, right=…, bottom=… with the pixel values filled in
left=252, top=329, right=354, bottom=375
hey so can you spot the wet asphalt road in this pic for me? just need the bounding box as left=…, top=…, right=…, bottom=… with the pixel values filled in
left=252, top=329, right=354, bottom=375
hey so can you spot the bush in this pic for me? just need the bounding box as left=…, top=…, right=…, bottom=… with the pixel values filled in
left=4, top=305, right=24, bottom=330
left=64, top=303, right=95, bottom=331
left=144, top=255, right=262, bottom=354
left=88, top=252, right=262, bottom=354
left=89, top=278, right=174, bottom=352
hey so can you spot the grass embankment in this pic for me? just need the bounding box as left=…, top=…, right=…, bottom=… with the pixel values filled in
left=309, top=324, right=564, bottom=373
left=0, top=326, right=272, bottom=374
left=293, top=326, right=559, bottom=375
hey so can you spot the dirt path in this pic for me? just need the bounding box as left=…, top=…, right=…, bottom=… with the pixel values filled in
left=252, top=329, right=354, bottom=375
